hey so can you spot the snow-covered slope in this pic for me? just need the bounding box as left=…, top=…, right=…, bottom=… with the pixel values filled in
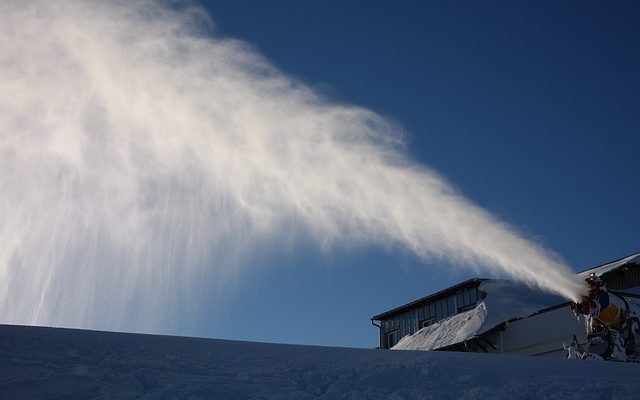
left=1, top=324, right=639, bottom=399
left=394, top=280, right=565, bottom=351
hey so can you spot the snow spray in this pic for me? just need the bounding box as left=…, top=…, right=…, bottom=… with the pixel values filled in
left=0, top=0, right=586, bottom=331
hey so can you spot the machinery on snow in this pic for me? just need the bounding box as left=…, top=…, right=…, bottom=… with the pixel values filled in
left=568, top=274, right=640, bottom=362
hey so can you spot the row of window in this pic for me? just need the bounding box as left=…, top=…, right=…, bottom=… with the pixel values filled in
left=382, top=286, right=482, bottom=348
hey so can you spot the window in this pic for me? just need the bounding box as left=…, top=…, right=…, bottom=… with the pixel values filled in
left=458, top=303, right=477, bottom=313
left=469, top=288, right=478, bottom=303
left=420, top=318, right=436, bottom=328
left=387, top=330, right=401, bottom=348
left=457, top=287, right=479, bottom=313
left=448, top=296, right=456, bottom=316
left=436, top=300, right=443, bottom=320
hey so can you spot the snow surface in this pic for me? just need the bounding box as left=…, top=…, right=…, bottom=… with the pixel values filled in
left=2, top=324, right=640, bottom=399
left=393, top=280, right=565, bottom=351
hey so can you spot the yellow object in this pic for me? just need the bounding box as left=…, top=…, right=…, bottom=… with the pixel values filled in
left=598, top=305, right=624, bottom=329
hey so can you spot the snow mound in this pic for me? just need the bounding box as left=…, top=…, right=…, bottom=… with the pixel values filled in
left=393, top=302, right=487, bottom=351
left=393, top=280, right=565, bottom=351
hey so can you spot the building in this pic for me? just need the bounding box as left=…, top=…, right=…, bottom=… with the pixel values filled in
left=371, top=252, right=640, bottom=355
left=371, top=278, right=485, bottom=349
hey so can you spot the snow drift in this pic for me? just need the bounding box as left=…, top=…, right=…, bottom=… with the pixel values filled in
left=393, top=301, right=489, bottom=351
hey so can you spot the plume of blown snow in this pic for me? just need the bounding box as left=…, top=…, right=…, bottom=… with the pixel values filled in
left=0, top=0, right=586, bottom=332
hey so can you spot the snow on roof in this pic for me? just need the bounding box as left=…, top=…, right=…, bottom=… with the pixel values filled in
left=578, top=252, right=640, bottom=278
left=392, top=301, right=487, bottom=351
left=393, top=280, right=565, bottom=351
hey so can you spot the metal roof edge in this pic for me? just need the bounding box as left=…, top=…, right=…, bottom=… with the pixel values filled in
left=577, top=251, right=640, bottom=274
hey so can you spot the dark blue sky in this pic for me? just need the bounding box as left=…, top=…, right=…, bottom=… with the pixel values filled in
left=198, top=1, right=639, bottom=347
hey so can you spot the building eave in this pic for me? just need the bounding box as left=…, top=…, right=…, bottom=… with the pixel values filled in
left=577, top=251, right=640, bottom=277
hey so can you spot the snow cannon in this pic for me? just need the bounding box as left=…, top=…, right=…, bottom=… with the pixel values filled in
left=569, top=273, right=640, bottom=362
left=570, top=273, right=627, bottom=330
left=570, top=274, right=607, bottom=320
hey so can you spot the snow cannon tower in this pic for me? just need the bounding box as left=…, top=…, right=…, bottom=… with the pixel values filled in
left=570, top=273, right=640, bottom=361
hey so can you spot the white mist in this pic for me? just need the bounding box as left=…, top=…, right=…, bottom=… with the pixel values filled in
left=0, top=0, right=586, bottom=332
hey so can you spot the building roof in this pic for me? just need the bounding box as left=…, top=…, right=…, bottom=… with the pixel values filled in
left=371, top=278, right=486, bottom=321
left=577, top=252, right=640, bottom=278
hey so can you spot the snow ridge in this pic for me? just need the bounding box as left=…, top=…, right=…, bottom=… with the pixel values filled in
left=393, top=302, right=487, bottom=351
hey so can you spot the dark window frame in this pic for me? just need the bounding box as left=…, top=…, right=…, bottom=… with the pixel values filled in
left=420, top=317, right=437, bottom=328
left=457, top=303, right=477, bottom=313
left=387, top=330, right=401, bottom=348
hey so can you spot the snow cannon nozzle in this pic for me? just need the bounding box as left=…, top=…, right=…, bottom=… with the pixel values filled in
left=571, top=273, right=605, bottom=317
left=585, top=272, right=603, bottom=287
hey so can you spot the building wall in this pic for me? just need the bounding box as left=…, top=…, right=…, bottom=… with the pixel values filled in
left=603, top=265, right=640, bottom=291
left=483, top=305, right=586, bottom=357
left=481, top=294, right=638, bottom=357
left=379, top=285, right=482, bottom=348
